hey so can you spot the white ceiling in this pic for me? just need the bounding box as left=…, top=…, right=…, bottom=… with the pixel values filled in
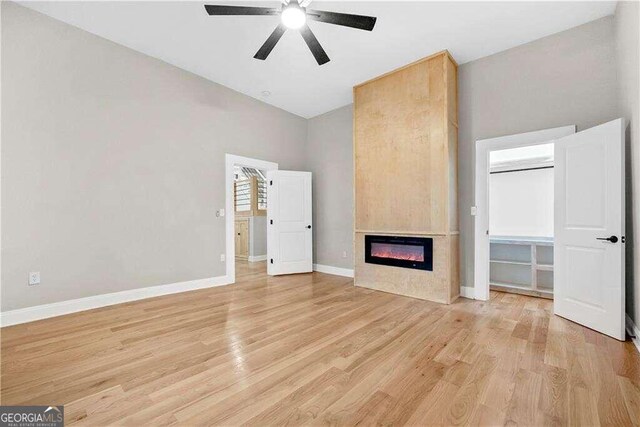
left=19, top=1, right=617, bottom=118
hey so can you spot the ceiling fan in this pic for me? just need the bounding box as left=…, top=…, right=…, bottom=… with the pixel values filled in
left=204, top=0, right=377, bottom=65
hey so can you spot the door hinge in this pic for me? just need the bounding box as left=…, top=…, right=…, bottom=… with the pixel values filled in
left=270, top=219, right=273, bottom=225
left=270, top=258, right=274, bottom=264
left=622, top=236, right=626, bottom=243
left=269, top=180, right=273, bottom=186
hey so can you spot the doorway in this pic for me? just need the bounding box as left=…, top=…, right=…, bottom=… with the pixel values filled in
left=225, top=154, right=278, bottom=283
left=473, top=125, right=576, bottom=301
left=233, top=166, right=269, bottom=278
left=487, top=143, right=555, bottom=299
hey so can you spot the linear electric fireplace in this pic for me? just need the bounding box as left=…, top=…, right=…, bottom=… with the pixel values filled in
left=365, top=235, right=433, bottom=271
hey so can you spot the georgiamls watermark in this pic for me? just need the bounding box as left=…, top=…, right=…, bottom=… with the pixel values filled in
left=0, top=406, right=64, bottom=427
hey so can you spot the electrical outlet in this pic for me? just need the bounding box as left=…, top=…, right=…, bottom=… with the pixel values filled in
left=342, top=251, right=347, bottom=258
left=29, top=272, right=40, bottom=286
left=220, top=254, right=226, bottom=262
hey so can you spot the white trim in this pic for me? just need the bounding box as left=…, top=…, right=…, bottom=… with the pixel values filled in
left=313, top=264, right=354, bottom=278
left=460, top=286, right=475, bottom=299
left=474, top=125, right=576, bottom=301
left=248, top=255, right=267, bottom=262
left=626, top=314, right=640, bottom=354
left=0, top=275, right=231, bottom=327
left=225, top=154, right=278, bottom=284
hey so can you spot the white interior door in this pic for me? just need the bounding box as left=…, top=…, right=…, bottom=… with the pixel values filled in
left=267, top=170, right=313, bottom=275
left=554, top=118, right=625, bottom=340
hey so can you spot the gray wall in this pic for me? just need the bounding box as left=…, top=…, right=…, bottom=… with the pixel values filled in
left=1, top=2, right=307, bottom=311
left=458, top=16, right=619, bottom=290
left=306, top=105, right=354, bottom=270
left=249, top=216, right=267, bottom=258
left=615, top=1, right=640, bottom=323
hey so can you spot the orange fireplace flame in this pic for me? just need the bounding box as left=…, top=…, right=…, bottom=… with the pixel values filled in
left=370, top=243, right=424, bottom=262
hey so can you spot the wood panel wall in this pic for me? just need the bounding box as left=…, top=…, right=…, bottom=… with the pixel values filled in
left=353, top=50, right=459, bottom=304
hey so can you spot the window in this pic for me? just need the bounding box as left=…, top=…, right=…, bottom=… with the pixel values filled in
left=234, top=166, right=267, bottom=215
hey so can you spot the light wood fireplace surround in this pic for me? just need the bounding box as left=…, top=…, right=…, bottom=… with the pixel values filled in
left=354, top=50, right=459, bottom=304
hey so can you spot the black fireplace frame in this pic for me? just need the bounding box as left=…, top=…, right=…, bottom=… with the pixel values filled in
left=364, top=235, right=433, bottom=271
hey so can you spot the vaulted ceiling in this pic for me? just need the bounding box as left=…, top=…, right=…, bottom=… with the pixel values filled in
left=20, top=1, right=617, bottom=118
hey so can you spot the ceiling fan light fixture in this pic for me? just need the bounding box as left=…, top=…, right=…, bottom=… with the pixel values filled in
left=281, top=5, right=306, bottom=30
left=204, top=2, right=377, bottom=65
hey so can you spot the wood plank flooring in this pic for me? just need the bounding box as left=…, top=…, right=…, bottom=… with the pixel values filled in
left=1, top=260, right=639, bottom=426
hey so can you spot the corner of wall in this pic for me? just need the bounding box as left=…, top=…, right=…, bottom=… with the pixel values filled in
left=614, top=0, right=640, bottom=325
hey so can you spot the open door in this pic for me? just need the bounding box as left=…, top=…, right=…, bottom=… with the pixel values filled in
left=554, top=118, right=625, bottom=340
left=267, top=170, right=313, bottom=275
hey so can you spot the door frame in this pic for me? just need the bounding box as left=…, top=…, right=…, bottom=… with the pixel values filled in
left=225, top=154, right=278, bottom=283
left=473, top=125, right=576, bottom=300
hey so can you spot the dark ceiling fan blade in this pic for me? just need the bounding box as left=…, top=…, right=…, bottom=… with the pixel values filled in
left=299, top=24, right=330, bottom=65
left=306, top=9, right=376, bottom=31
left=204, top=5, right=280, bottom=16
left=254, top=24, right=287, bottom=60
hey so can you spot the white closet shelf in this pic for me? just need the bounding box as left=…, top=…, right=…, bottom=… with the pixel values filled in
left=490, top=236, right=553, bottom=246
left=489, top=259, right=531, bottom=266
left=490, top=282, right=553, bottom=299
left=489, top=236, right=554, bottom=296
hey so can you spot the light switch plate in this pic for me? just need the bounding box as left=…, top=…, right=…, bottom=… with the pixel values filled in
left=220, top=254, right=226, bottom=262
left=470, top=206, right=477, bottom=216
left=29, top=272, right=40, bottom=285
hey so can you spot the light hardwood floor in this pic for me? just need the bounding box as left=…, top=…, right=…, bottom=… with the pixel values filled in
left=1, top=261, right=639, bottom=426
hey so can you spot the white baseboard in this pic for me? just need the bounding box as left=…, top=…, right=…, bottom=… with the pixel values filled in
left=460, top=286, right=475, bottom=299
left=626, top=314, right=640, bottom=353
left=248, top=255, right=267, bottom=262
left=313, top=264, right=354, bottom=278
left=0, top=275, right=232, bottom=327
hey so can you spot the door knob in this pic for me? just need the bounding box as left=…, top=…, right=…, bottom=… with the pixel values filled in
left=596, top=235, right=618, bottom=243
left=306, top=225, right=312, bottom=229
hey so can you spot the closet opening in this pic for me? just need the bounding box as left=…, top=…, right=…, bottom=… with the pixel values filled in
left=488, top=143, right=554, bottom=299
